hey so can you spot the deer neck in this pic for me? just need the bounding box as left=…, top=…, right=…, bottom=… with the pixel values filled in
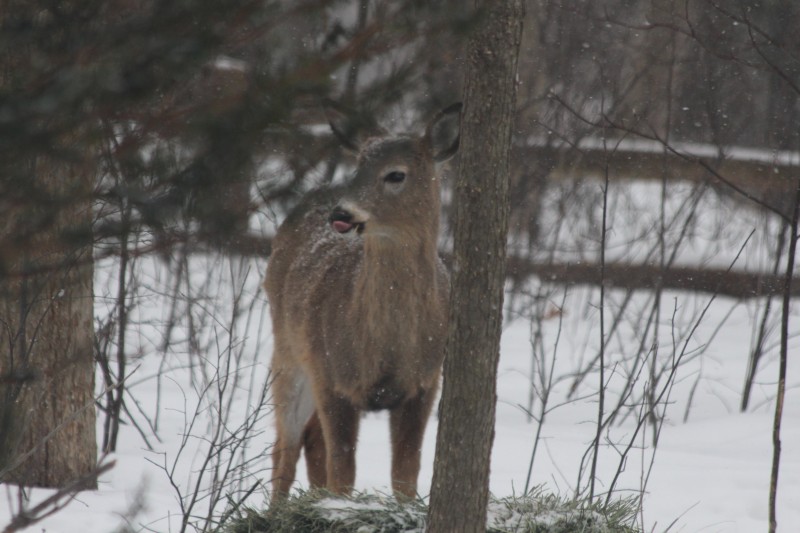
left=364, top=223, right=437, bottom=280
left=351, top=224, right=440, bottom=341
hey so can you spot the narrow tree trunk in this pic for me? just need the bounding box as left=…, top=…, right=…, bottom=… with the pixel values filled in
left=427, top=1, right=523, bottom=531
left=0, top=148, right=97, bottom=489
left=769, top=177, right=800, bottom=533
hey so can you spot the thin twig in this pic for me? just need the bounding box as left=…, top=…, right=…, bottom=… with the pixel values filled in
left=2, top=459, right=115, bottom=533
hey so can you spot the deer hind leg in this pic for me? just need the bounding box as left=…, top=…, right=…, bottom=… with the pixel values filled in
left=389, top=386, right=437, bottom=499
left=315, top=391, right=360, bottom=494
left=302, top=411, right=327, bottom=488
left=271, top=367, right=316, bottom=502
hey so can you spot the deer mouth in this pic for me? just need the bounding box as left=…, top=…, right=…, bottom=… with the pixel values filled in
left=330, top=207, right=365, bottom=235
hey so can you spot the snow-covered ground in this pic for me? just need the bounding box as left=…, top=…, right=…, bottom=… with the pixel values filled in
left=2, top=180, right=799, bottom=533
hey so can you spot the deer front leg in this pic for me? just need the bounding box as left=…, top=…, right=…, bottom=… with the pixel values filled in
left=270, top=365, right=316, bottom=502
left=271, top=430, right=302, bottom=501
left=389, top=387, right=437, bottom=499
left=302, top=411, right=327, bottom=488
left=316, top=392, right=360, bottom=494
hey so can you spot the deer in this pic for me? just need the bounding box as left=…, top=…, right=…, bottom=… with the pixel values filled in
left=264, top=103, right=461, bottom=501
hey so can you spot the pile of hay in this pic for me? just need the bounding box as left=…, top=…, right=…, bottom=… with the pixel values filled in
left=222, top=488, right=641, bottom=533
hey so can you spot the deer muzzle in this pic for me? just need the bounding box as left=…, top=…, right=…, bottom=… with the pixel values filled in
left=330, top=202, right=369, bottom=234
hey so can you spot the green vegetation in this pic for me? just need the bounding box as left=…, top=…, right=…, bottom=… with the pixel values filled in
left=222, top=488, right=641, bottom=533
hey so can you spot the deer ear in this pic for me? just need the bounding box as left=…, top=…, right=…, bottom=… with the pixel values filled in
left=425, top=102, right=462, bottom=163
left=322, top=98, right=387, bottom=152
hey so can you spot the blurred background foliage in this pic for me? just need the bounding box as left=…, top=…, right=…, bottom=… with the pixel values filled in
left=0, top=0, right=470, bottom=271
left=2, top=0, right=798, bottom=268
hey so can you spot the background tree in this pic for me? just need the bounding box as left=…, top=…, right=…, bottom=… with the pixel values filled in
left=427, top=1, right=524, bottom=531
left=0, top=149, right=97, bottom=488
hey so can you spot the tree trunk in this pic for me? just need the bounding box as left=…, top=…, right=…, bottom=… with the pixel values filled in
left=0, top=147, right=98, bottom=489
left=768, top=177, right=800, bottom=533
left=427, top=1, right=523, bottom=531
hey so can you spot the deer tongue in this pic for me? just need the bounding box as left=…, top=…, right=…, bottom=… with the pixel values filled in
left=332, top=219, right=354, bottom=233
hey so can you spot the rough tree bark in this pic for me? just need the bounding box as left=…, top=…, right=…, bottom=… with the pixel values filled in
left=0, top=148, right=97, bottom=489
left=427, top=1, right=523, bottom=531
left=0, top=1, right=98, bottom=489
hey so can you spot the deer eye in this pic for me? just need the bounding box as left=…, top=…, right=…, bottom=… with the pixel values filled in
left=383, top=171, right=406, bottom=184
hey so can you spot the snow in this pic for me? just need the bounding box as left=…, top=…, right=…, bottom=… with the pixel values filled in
left=2, top=187, right=800, bottom=533
left=314, top=497, right=394, bottom=523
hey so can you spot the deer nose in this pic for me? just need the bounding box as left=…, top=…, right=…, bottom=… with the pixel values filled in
left=330, top=207, right=355, bottom=234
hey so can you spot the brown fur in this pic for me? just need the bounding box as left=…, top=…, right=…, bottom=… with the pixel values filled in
left=264, top=107, right=459, bottom=500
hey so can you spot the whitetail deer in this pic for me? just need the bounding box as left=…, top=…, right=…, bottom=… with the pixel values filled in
left=264, top=103, right=461, bottom=500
